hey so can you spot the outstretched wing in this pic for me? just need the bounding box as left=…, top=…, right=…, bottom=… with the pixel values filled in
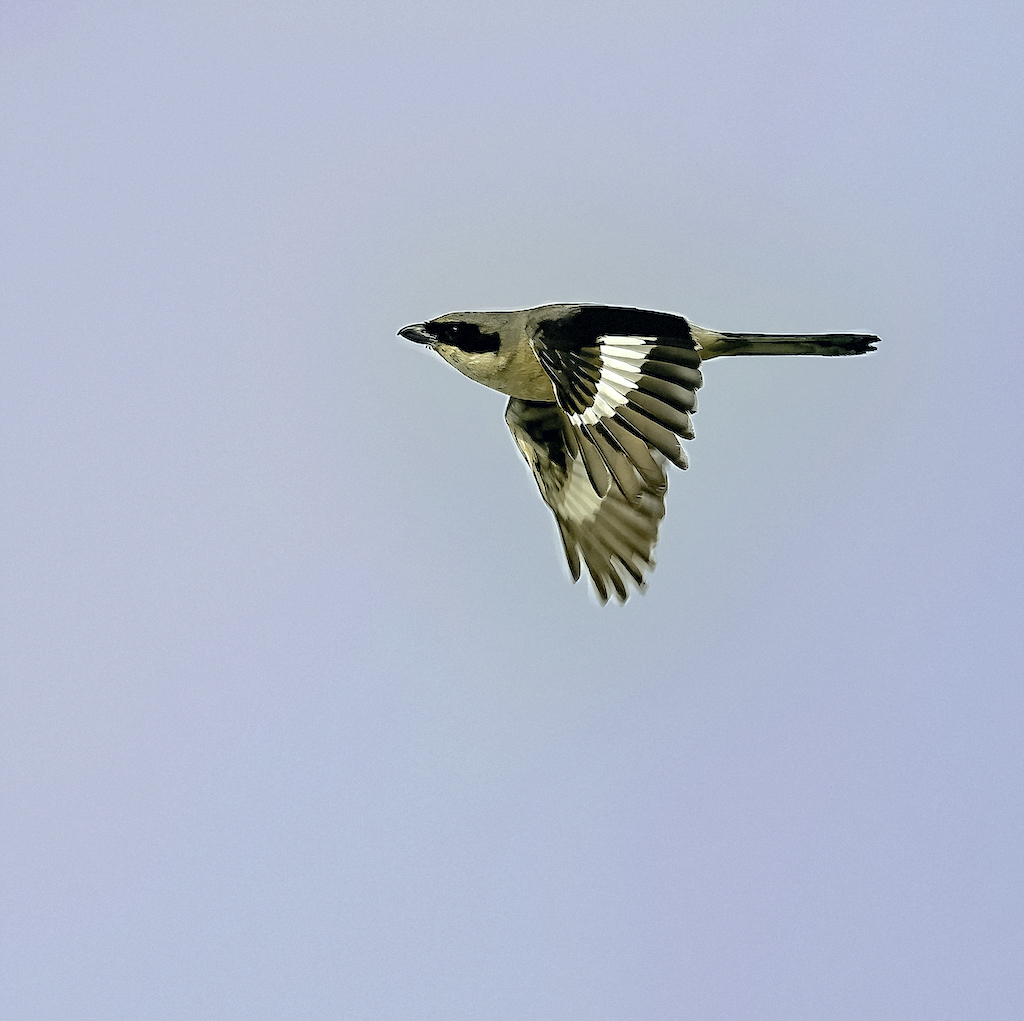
left=505, top=398, right=668, bottom=604
left=529, top=305, right=703, bottom=500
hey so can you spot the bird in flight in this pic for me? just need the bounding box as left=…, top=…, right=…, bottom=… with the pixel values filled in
left=400, top=303, right=878, bottom=603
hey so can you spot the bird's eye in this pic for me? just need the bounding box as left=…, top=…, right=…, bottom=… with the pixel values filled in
left=435, top=323, right=463, bottom=343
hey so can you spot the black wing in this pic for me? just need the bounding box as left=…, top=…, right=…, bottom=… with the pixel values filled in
left=529, top=305, right=703, bottom=500
left=505, top=398, right=668, bottom=604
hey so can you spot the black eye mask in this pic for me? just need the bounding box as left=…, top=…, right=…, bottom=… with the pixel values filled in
left=434, top=322, right=501, bottom=354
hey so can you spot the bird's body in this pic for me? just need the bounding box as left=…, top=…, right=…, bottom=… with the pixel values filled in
left=400, top=303, right=878, bottom=603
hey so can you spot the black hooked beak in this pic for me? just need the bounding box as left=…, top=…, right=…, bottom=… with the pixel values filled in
left=399, top=323, right=434, bottom=346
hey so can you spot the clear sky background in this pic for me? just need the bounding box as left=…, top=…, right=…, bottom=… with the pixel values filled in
left=3, top=1, right=1022, bottom=1018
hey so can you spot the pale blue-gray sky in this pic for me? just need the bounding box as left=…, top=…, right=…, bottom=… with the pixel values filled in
left=3, top=2, right=1022, bottom=1018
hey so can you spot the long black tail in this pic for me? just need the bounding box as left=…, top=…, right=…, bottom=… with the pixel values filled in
left=693, top=327, right=879, bottom=359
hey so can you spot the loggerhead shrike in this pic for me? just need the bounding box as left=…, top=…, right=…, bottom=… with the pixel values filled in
left=400, top=303, right=878, bottom=603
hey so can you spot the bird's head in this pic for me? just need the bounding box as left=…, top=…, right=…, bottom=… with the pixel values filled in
left=398, top=311, right=509, bottom=355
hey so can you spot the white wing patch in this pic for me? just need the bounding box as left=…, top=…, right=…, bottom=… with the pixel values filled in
left=554, top=455, right=603, bottom=524
left=568, top=336, right=655, bottom=427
